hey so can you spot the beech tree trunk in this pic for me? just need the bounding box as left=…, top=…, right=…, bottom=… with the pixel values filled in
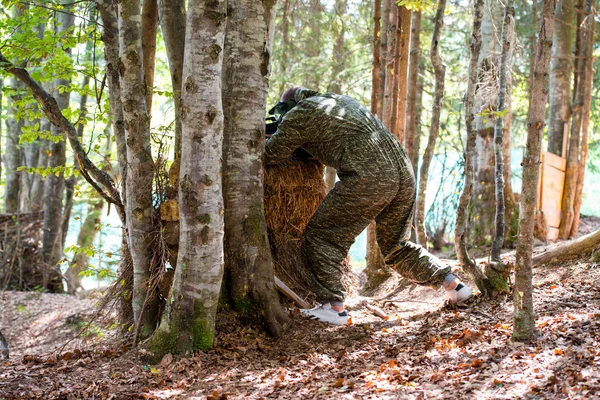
left=547, top=0, right=576, bottom=156
left=158, top=0, right=185, bottom=160
left=559, top=0, right=592, bottom=240
left=390, top=6, right=410, bottom=141
left=149, top=0, right=227, bottom=355
left=513, top=0, right=555, bottom=343
left=5, top=76, right=23, bottom=214
left=42, top=5, right=74, bottom=291
left=118, top=0, right=157, bottom=338
left=278, top=0, right=291, bottom=95
left=222, top=0, right=290, bottom=337
left=417, top=0, right=446, bottom=248
left=491, top=0, right=514, bottom=261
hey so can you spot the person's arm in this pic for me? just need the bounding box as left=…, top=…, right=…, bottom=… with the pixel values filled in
left=264, top=104, right=316, bottom=164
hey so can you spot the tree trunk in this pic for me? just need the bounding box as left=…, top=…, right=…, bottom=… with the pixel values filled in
left=278, top=0, right=291, bottom=95
left=118, top=0, right=157, bottom=339
left=222, top=0, right=290, bottom=337
left=142, top=0, right=159, bottom=116
left=366, top=0, right=387, bottom=287
left=513, top=0, right=555, bottom=343
left=382, top=4, right=397, bottom=127
left=5, top=76, right=23, bottom=214
left=417, top=0, right=446, bottom=248
left=571, top=6, right=595, bottom=236
left=491, top=0, right=514, bottom=261
left=455, top=0, right=496, bottom=295
left=148, top=0, right=227, bottom=355
left=42, top=5, right=75, bottom=292
left=404, top=11, right=421, bottom=164
left=559, top=0, right=592, bottom=240
left=471, top=0, right=506, bottom=246
left=65, top=201, right=104, bottom=294
left=547, top=0, right=576, bottom=156
left=97, top=0, right=133, bottom=327
left=390, top=6, right=410, bottom=141
left=158, top=0, right=185, bottom=160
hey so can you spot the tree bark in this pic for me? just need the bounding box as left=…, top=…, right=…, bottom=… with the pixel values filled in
left=417, top=0, right=446, bottom=248
left=513, top=0, right=555, bottom=343
left=5, top=76, right=24, bottom=214
left=559, top=0, right=592, bottom=240
left=278, top=0, right=291, bottom=96
left=404, top=11, right=421, bottom=164
left=118, top=0, right=157, bottom=339
left=142, top=0, right=159, bottom=116
left=455, top=0, right=495, bottom=295
left=534, top=228, right=600, bottom=265
left=491, top=0, right=514, bottom=261
left=390, top=6, right=410, bottom=142
left=42, top=4, right=74, bottom=291
left=158, top=0, right=185, bottom=160
left=382, top=4, right=397, bottom=128
left=148, top=0, right=227, bottom=355
left=547, top=0, right=576, bottom=156
left=222, top=0, right=290, bottom=338
left=571, top=5, right=595, bottom=237
left=377, top=0, right=391, bottom=117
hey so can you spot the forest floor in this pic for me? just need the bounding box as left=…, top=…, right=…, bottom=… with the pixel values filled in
left=1, top=222, right=600, bottom=399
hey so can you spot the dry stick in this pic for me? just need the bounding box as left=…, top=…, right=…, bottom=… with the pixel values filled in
left=455, top=0, right=493, bottom=295
left=513, top=0, right=556, bottom=343
left=416, top=0, right=446, bottom=248
left=533, top=228, right=600, bottom=265
left=570, top=2, right=595, bottom=237
left=491, top=0, right=513, bottom=262
left=361, top=301, right=390, bottom=320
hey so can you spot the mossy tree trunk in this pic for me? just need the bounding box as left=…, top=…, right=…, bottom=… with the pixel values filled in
left=513, top=0, right=555, bottom=342
left=222, top=0, right=290, bottom=337
left=148, top=0, right=227, bottom=356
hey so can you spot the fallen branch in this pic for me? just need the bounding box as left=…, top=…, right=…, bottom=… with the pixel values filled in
left=361, top=301, right=389, bottom=320
left=533, top=229, right=600, bottom=265
left=274, top=275, right=311, bottom=309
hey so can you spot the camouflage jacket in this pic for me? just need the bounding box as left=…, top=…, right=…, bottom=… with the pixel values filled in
left=265, top=88, right=413, bottom=180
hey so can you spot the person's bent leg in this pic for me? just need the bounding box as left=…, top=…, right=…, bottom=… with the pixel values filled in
left=301, top=175, right=397, bottom=319
left=375, top=177, right=471, bottom=302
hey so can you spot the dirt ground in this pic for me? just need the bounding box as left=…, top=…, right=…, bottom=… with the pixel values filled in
left=1, top=249, right=600, bottom=399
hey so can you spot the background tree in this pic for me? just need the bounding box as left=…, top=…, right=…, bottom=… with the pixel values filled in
left=514, top=0, right=556, bottom=342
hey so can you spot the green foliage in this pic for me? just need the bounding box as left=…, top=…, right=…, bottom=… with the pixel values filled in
left=396, top=0, right=437, bottom=12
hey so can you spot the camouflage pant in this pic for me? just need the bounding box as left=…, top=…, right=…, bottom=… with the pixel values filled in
left=301, top=170, right=451, bottom=303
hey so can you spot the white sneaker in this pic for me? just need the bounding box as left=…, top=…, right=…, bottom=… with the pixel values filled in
left=446, top=282, right=472, bottom=303
left=300, top=303, right=349, bottom=325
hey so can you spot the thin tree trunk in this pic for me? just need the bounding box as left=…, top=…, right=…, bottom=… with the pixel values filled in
left=278, top=0, right=291, bottom=95
left=404, top=10, right=421, bottom=161
left=42, top=5, right=74, bottom=291
left=382, top=4, right=397, bottom=127
left=142, top=0, right=159, bottom=116
left=455, top=0, right=494, bottom=294
left=547, top=0, right=576, bottom=156
left=417, top=0, right=447, bottom=248
left=5, top=76, right=23, bottom=214
left=571, top=5, right=595, bottom=236
left=65, top=201, right=104, bottom=294
left=158, top=0, right=185, bottom=160
left=222, top=0, right=290, bottom=337
left=377, top=0, right=391, bottom=117
left=559, top=0, right=592, bottom=239
left=366, top=0, right=385, bottom=282
left=513, top=0, right=555, bottom=343
left=149, top=0, right=227, bottom=355
left=118, top=0, right=157, bottom=339
left=491, top=0, right=513, bottom=261
left=97, top=0, right=133, bottom=327
left=390, top=6, right=410, bottom=141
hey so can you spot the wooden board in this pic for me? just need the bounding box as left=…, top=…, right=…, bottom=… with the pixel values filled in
left=538, top=152, right=566, bottom=240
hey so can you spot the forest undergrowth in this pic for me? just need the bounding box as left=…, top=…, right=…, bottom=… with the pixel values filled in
left=1, top=242, right=600, bottom=399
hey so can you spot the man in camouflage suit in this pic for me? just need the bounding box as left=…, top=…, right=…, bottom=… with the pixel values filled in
left=265, top=87, right=472, bottom=325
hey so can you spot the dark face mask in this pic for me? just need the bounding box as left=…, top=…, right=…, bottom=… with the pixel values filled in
left=266, top=98, right=297, bottom=136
